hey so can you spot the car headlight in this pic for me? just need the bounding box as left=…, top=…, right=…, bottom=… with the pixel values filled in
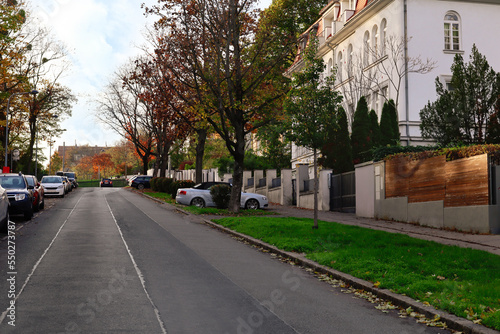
left=15, top=194, right=26, bottom=201
left=57, top=185, right=64, bottom=189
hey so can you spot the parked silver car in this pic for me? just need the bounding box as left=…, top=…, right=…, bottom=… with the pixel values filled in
left=176, top=182, right=268, bottom=210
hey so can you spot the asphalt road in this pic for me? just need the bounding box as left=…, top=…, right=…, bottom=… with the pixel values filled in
left=0, top=188, right=451, bottom=333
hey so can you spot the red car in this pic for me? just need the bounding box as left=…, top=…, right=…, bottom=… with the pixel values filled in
left=25, top=175, right=45, bottom=212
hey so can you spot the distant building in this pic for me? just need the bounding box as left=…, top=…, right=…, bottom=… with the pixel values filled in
left=57, top=144, right=110, bottom=171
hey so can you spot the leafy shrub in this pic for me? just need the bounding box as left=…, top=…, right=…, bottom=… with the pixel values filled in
left=160, top=178, right=174, bottom=193
left=171, top=180, right=196, bottom=198
left=372, top=145, right=439, bottom=162
left=150, top=177, right=159, bottom=191
left=210, top=184, right=231, bottom=209
left=381, top=144, right=500, bottom=162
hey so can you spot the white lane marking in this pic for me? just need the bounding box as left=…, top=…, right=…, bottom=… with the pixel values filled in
left=104, top=196, right=168, bottom=334
left=0, top=194, right=85, bottom=324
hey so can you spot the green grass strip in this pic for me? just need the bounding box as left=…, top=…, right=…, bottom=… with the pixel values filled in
left=213, top=216, right=500, bottom=330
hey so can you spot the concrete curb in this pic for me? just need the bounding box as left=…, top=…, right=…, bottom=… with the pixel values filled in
left=130, top=188, right=499, bottom=334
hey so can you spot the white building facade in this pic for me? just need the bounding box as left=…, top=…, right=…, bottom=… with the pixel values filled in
left=286, top=0, right=500, bottom=168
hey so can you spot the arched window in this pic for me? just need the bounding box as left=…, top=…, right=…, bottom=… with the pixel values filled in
left=444, top=11, right=460, bottom=51
left=380, top=19, right=387, bottom=56
left=337, top=51, right=343, bottom=82
left=347, top=44, right=353, bottom=76
left=328, top=58, right=333, bottom=77
left=372, top=25, right=378, bottom=59
left=363, top=31, right=370, bottom=67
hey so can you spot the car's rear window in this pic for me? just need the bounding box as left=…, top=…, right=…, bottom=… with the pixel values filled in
left=42, top=177, right=62, bottom=183
left=0, top=176, right=26, bottom=189
left=26, top=177, right=35, bottom=187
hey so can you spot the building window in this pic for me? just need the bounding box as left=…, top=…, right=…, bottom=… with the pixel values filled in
left=337, top=51, right=343, bottom=82
left=380, top=19, right=387, bottom=56
left=347, top=44, right=353, bottom=77
left=363, top=31, right=370, bottom=67
left=372, top=25, right=378, bottom=60
left=373, top=91, right=380, bottom=116
left=444, top=11, right=460, bottom=51
left=381, top=86, right=388, bottom=100
left=328, top=58, right=333, bottom=77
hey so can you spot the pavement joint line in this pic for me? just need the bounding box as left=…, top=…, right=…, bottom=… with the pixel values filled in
left=130, top=188, right=499, bottom=334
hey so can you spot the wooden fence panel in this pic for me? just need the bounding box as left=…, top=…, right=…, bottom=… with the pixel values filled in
left=408, top=156, right=446, bottom=203
left=444, top=154, right=489, bottom=207
left=385, top=157, right=409, bottom=198
left=385, top=153, right=490, bottom=207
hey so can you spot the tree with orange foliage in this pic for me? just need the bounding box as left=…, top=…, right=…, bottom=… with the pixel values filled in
left=96, top=63, right=154, bottom=175
left=75, top=155, right=94, bottom=179
left=126, top=53, right=190, bottom=178
left=92, top=152, right=114, bottom=179
left=145, top=0, right=298, bottom=212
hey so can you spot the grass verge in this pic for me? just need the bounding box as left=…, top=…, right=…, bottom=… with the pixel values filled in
left=143, top=190, right=176, bottom=204
left=213, top=216, right=500, bottom=331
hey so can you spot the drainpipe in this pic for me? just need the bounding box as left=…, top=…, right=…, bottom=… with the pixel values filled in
left=404, top=0, right=410, bottom=146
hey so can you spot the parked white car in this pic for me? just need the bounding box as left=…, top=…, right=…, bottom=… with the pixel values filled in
left=41, top=176, right=66, bottom=197
left=176, top=182, right=268, bottom=210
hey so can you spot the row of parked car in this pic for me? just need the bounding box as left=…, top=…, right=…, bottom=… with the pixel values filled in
left=0, top=173, right=77, bottom=233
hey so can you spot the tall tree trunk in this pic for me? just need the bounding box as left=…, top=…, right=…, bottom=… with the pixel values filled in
left=195, top=128, right=207, bottom=184
left=142, top=155, right=149, bottom=175
left=159, top=142, right=171, bottom=178
left=228, top=137, right=245, bottom=213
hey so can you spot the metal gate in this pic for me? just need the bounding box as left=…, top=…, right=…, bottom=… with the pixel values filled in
left=330, top=171, right=356, bottom=213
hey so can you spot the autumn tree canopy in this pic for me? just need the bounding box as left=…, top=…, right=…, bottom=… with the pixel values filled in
left=144, top=0, right=301, bottom=212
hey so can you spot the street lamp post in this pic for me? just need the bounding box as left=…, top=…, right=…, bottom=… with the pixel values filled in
left=48, top=128, right=66, bottom=175
left=36, top=114, right=59, bottom=177
left=4, top=89, right=39, bottom=172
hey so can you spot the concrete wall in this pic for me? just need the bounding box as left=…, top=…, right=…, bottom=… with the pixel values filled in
left=355, top=162, right=375, bottom=218
left=281, top=169, right=293, bottom=206
left=296, top=168, right=331, bottom=211
left=489, top=166, right=500, bottom=234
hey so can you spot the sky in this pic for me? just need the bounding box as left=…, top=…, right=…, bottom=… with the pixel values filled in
left=27, top=0, right=273, bottom=163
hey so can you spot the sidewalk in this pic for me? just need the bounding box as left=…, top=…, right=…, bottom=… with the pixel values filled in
left=269, top=204, right=500, bottom=256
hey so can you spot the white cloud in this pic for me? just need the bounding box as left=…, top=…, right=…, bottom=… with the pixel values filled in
left=27, top=0, right=156, bottom=161
left=26, top=0, right=273, bottom=167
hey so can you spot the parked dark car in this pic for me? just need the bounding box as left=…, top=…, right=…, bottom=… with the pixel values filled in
left=0, top=173, right=35, bottom=220
left=0, top=184, right=10, bottom=233
left=64, top=172, right=78, bottom=189
left=25, top=175, right=45, bottom=212
left=130, top=175, right=152, bottom=190
left=100, top=178, right=113, bottom=187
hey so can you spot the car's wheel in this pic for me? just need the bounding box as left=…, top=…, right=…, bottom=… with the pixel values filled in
left=34, top=198, right=40, bottom=212
left=24, top=203, right=33, bottom=220
left=137, top=184, right=145, bottom=190
left=190, top=197, right=206, bottom=208
left=245, top=198, right=260, bottom=210
left=39, top=197, right=45, bottom=210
